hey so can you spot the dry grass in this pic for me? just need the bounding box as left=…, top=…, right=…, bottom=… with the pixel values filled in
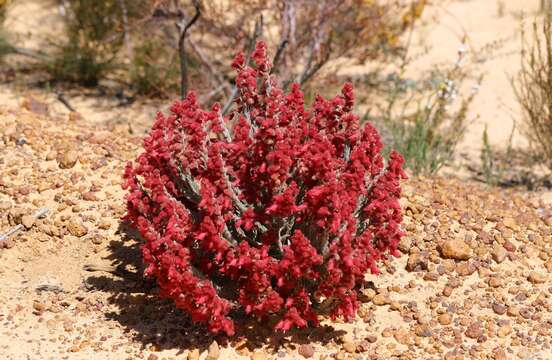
left=514, top=11, right=552, bottom=170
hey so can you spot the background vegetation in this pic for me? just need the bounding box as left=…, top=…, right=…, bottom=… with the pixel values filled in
left=514, top=11, right=552, bottom=171
left=1, top=0, right=552, bottom=180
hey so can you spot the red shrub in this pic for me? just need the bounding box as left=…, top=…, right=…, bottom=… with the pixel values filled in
left=123, top=41, right=406, bottom=336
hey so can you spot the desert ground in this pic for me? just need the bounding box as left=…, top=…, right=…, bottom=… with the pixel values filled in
left=1, top=1, right=552, bottom=359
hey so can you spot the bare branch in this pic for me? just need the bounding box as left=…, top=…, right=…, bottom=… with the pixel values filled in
left=199, top=83, right=228, bottom=105
left=4, top=45, right=49, bottom=60
left=299, top=39, right=317, bottom=84
left=189, top=38, right=230, bottom=95
left=117, top=0, right=132, bottom=57
left=271, top=39, right=288, bottom=74
left=299, top=32, right=332, bottom=85
left=221, top=87, right=238, bottom=116
left=177, top=0, right=201, bottom=99
left=55, top=91, right=76, bottom=112
left=0, top=207, right=49, bottom=244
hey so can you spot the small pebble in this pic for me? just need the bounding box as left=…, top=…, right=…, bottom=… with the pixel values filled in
left=298, top=344, right=315, bottom=358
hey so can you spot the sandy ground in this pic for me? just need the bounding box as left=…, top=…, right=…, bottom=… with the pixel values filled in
left=408, top=0, right=537, bottom=154
left=0, top=105, right=551, bottom=360
left=340, top=0, right=542, bottom=162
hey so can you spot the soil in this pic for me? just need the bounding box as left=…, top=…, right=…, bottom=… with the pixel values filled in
left=1, top=103, right=551, bottom=360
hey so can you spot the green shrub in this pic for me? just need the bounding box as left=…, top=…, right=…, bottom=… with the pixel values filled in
left=477, top=123, right=518, bottom=186
left=366, top=47, right=480, bottom=175
left=49, top=43, right=117, bottom=87
left=0, top=0, right=8, bottom=22
left=29, top=0, right=424, bottom=99
left=48, top=0, right=128, bottom=86
left=480, top=125, right=498, bottom=185
left=129, top=38, right=181, bottom=97
left=0, top=0, right=10, bottom=62
left=0, top=31, right=10, bottom=61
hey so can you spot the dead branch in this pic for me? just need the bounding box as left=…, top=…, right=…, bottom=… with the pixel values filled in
left=299, top=31, right=332, bottom=86
left=83, top=263, right=141, bottom=280
left=117, top=0, right=132, bottom=58
left=177, top=0, right=201, bottom=99
left=55, top=91, right=76, bottom=112
left=188, top=38, right=231, bottom=97
left=271, top=39, right=288, bottom=74
left=199, top=83, right=228, bottom=104
left=271, top=0, right=293, bottom=77
left=36, top=284, right=64, bottom=294
left=221, top=87, right=239, bottom=116
left=6, top=46, right=49, bottom=60
left=0, top=207, right=49, bottom=244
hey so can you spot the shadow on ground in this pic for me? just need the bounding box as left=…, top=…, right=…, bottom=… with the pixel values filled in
left=84, top=221, right=346, bottom=354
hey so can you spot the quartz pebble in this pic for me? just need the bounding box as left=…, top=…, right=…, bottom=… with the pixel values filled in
left=206, top=341, right=220, bottom=360
left=298, top=344, right=314, bottom=358
left=440, top=238, right=472, bottom=260
left=67, top=219, right=88, bottom=237
left=57, top=149, right=79, bottom=169
left=492, top=245, right=507, bottom=263
left=528, top=271, right=547, bottom=284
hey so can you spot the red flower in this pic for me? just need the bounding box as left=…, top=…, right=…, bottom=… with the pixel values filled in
left=123, top=41, right=406, bottom=336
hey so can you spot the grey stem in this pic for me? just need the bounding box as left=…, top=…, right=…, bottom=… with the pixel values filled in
left=0, top=207, right=49, bottom=242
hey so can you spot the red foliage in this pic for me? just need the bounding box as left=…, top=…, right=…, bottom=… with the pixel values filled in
left=123, top=41, right=406, bottom=336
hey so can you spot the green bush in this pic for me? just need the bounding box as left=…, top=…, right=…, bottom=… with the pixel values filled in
left=480, top=125, right=497, bottom=185
left=366, top=48, right=480, bottom=175
left=129, top=38, right=181, bottom=97
left=0, top=0, right=10, bottom=62
left=0, top=0, right=8, bottom=22
left=35, top=0, right=424, bottom=99
left=48, top=0, right=128, bottom=86
left=0, top=30, right=10, bottom=61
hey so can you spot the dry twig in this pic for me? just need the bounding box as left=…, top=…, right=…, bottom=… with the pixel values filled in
left=0, top=207, right=50, bottom=245
left=177, top=0, right=201, bottom=99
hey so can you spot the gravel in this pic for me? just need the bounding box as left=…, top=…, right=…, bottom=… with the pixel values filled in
left=0, top=101, right=551, bottom=359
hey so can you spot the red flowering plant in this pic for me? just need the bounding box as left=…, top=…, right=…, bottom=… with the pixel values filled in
left=123, top=41, right=406, bottom=336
